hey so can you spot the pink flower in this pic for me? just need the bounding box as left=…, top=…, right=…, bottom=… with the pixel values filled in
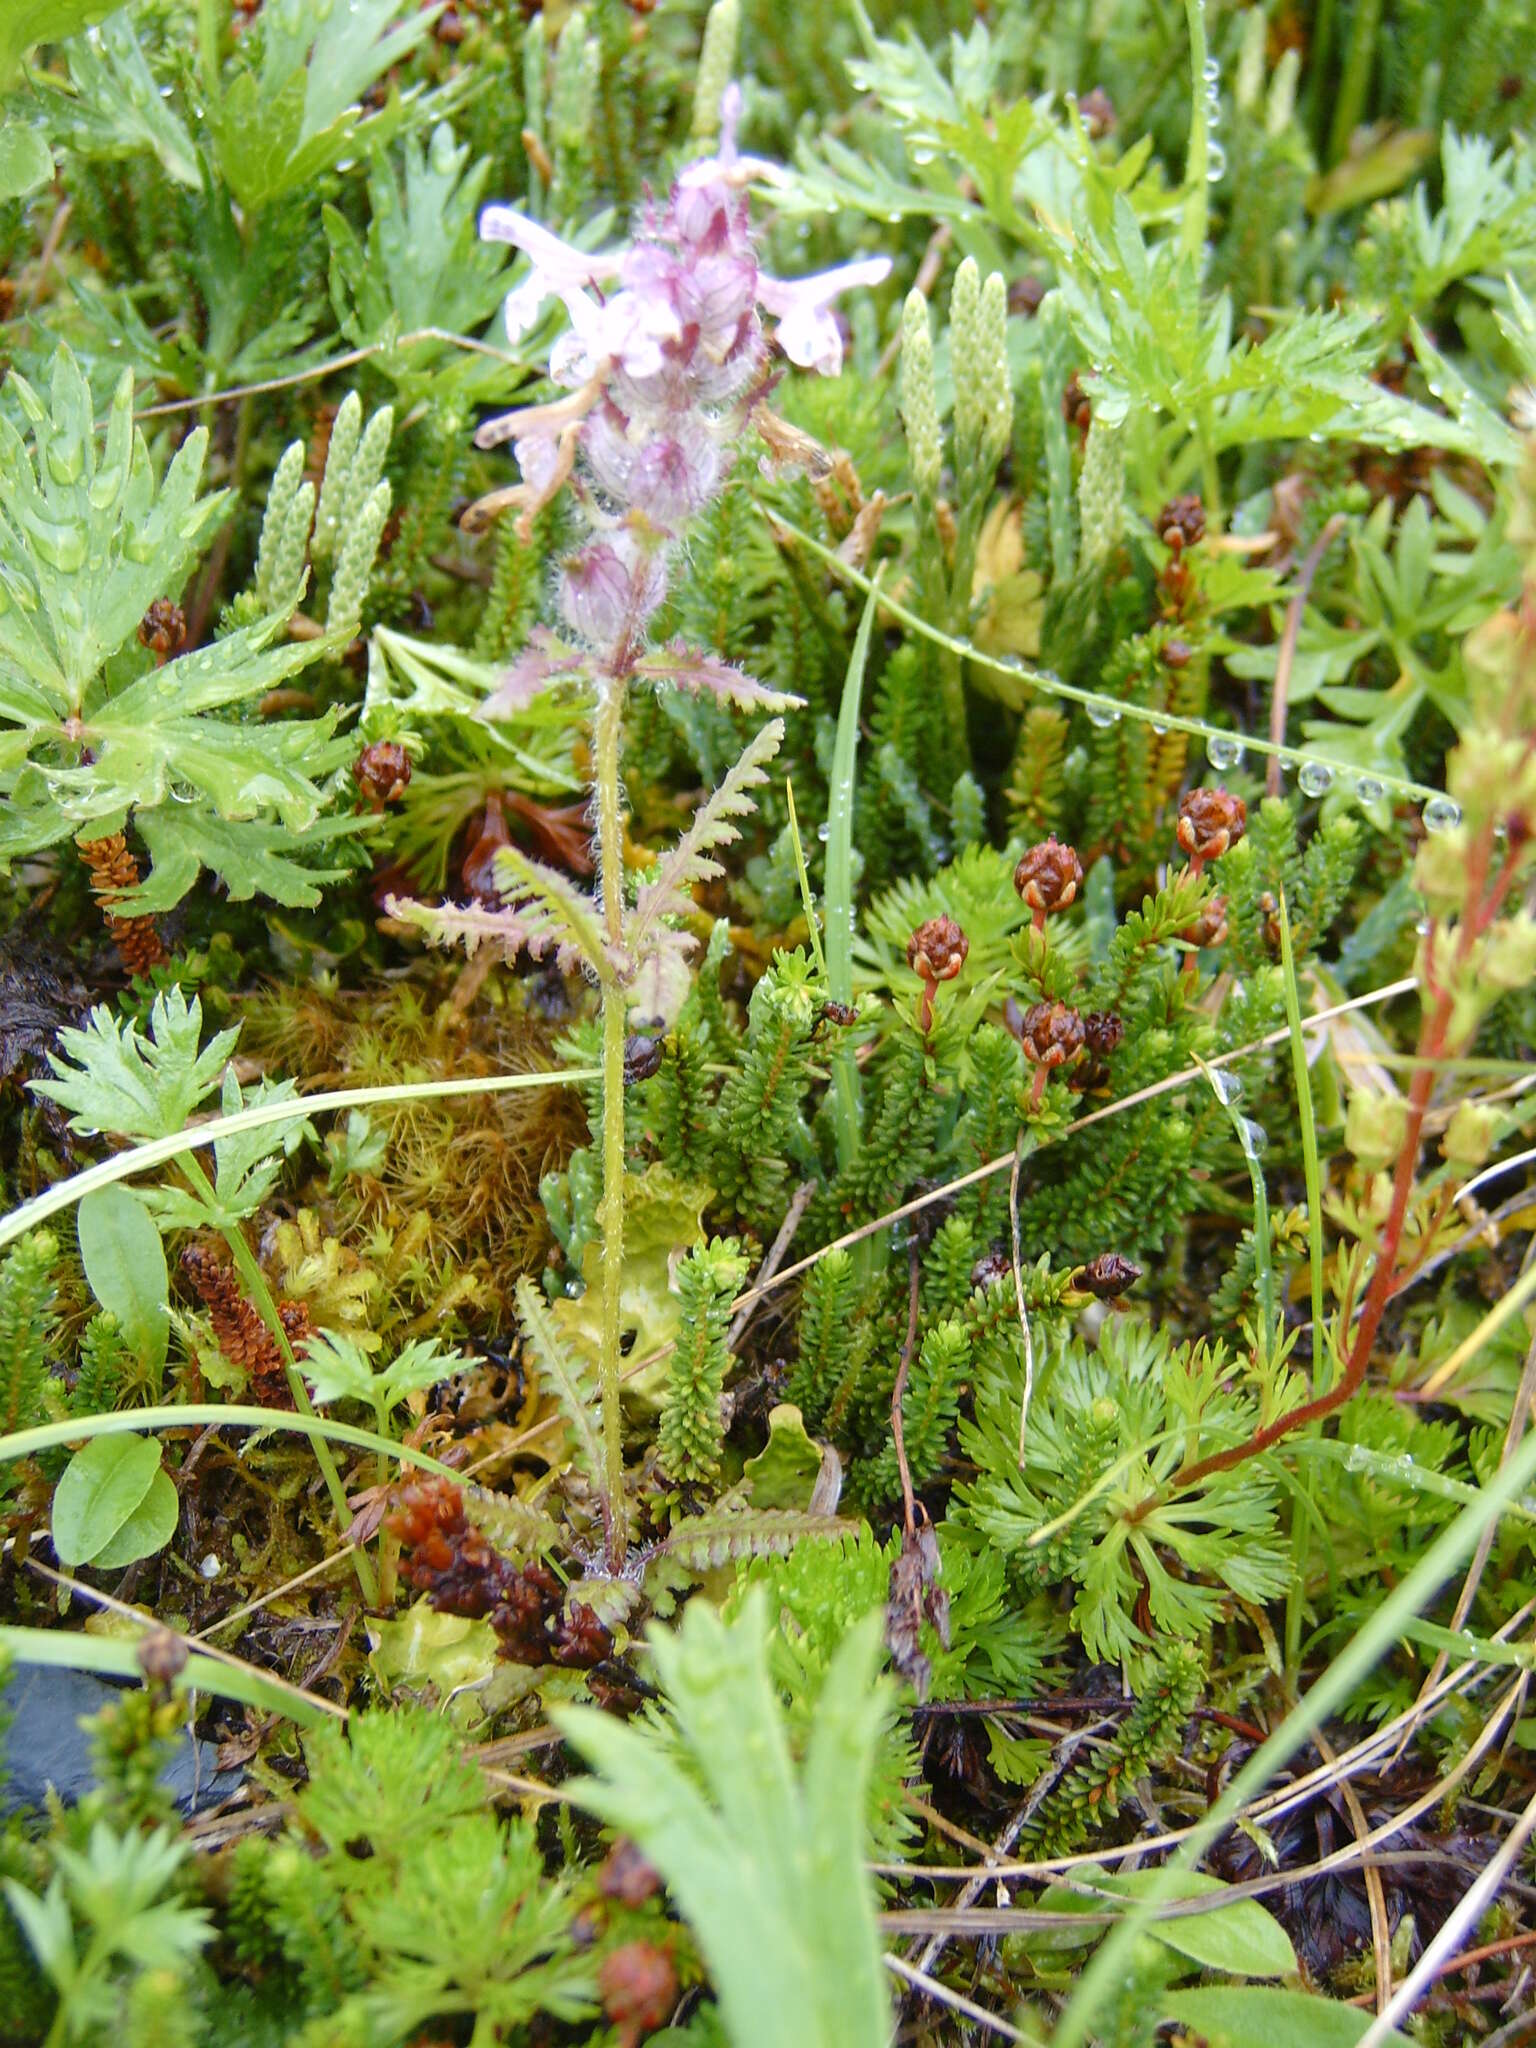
left=755, top=258, right=893, bottom=375
left=479, top=206, right=623, bottom=348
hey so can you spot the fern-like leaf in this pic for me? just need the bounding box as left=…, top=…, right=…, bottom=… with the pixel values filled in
left=629, top=719, right=785, bottom=948
left=515, top=1277, right=604, bottom=1487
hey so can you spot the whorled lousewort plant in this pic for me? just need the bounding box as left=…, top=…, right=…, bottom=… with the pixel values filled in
left=392, top=87, right=890, bottom=1565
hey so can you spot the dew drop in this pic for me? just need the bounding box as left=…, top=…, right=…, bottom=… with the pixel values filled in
left=816, top=821, right=830, bottom=842
left=1206, top=143, right=1228, bottom=181
left=1238, top=1118, right=1267, bottom=1159
left=1422, top=794, right=1462, bottom=834
left=1298, top=761, right=1333, bottom=797
left=1202, top=55, right=1221, bottom=82
left=1354, top=775, right=1385, bottom=804
left=1210, top=1068, right=1243, bottom=1106
left=1085, top=700, right=1121, bottom=728
left=1414, top=917, right=1431, bottom=936
left=1206, top=733, right=1243, bottom=771
left=200, top=1553, right=222, bottom=1579
left=1151, top=721, right=1169, bottom=737
left=28, top=521, right=87, bottom=574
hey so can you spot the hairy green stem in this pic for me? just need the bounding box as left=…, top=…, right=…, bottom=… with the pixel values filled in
left=594, top=673, right=630, bottom=1564
left=180, top=1157, right=378, bottom=1606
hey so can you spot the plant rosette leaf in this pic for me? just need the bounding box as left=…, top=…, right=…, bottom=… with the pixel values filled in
left=367, top=1597, right=542, bottom=1730
left=1029, top=1866, right=1296, bottom=1978
left=51, top=1433, right=175, bottom=1568
left=76, top=1183, right=168, bottom=1376
left=550, top=1166, right=712, bottom=1411
left=1157, top=1986, right=1414, bottom=2047
left=743, top=1405, right=827, bottom=1511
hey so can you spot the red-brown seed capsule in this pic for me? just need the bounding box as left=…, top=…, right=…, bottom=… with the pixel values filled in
left=598, top=1838, right=663, bottom=1908
left=1179, top=894, right=1229, bottom=949
left=599, top=1940, right=677, bottom=2039
left=908, top=915, right=968, bottom=1033
left=1158, top=493, right=1206, bottom=551
left=1009, top=275, right=1046, bottom=318
left=1176, top=788, right=1247, bottom=870
left=969, top=1249, right=1011, bottom=1292
left=1013, top=837, right=1084, bottom=922
left=1081, top=1010, right=1126, bottom=1057
left=1078, top=86, right=1116, bottom=137
left=1016, top=1000, right=1086, bottom=1069
left=352, top=739, right=413, bottom=811
left=907, top=916, right=969, bottom=984
left=461, top=794, right=511, bottom=904
left=137, top=1625, right=188, bottom=1690
left=1076, top=1251, right=1142, bottom=1298
left=137, top=598, right=187, bottom=660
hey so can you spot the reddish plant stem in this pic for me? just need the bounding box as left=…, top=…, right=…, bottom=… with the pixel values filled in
left=1130, top=816, right=1510, bottom=1517
left=891, top=1244, right=923, bottom=1540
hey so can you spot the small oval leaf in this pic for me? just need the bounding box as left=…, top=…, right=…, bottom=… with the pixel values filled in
left=78, top=1184, right=169, bottom=1376
left=52, top=1434, right=162, bottom=1566
left=87, top=1468, right=179, bottom=1570
left=1158, top=1986, right=1415, bottom=2047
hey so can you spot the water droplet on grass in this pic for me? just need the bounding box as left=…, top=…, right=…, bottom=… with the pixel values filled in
left=1298, top=761, right=1333, bottom=797
left=1206, top=733, right=1243, bottom=770
left=1422, top=795, right=1462, bottom=833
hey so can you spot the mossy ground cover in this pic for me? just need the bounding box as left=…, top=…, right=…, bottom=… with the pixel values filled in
left=1, top=3, right=1535, bottom=2043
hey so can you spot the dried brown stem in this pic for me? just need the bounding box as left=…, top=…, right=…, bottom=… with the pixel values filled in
left=891, top=1244, right=923, bottom=1538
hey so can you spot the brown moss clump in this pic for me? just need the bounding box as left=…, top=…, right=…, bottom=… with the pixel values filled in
left=240, top=976, right=585, bottom=1329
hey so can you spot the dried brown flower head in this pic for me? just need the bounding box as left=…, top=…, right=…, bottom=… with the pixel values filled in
left=137, top=1626, right=188, bottom=1691
left=1177, top=787, right=1247, bottom=873
left=388, top=1479, right=614, bottom=1670
left=181, top=1241, right=303, bottom=1408
left=623, top=1034, right=665, bottom=1085
left=76, top=832, right=168, bottom=979
left=1014, top=837, right=1084, bottom=925
left=353, top=739, right=412, bottom=811
left=969, top=1249, right=1011, bottom=1292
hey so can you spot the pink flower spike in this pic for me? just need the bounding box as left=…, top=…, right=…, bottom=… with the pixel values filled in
left=756, top=258, right=893, bottom=374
